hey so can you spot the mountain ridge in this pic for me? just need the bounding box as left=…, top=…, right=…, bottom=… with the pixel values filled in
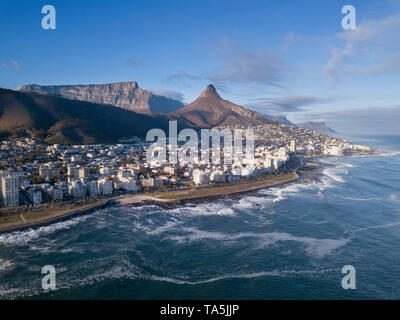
left=19, top=82, right=184, bottom=114
left=262, top=114, right=295, bottom=126
left=0, top=88, right=172, bottom=144
left=297, top=121, right=338, bottom=135
left=1, top=84, right=280, bottom=144
left=169, top=85, right=273, bottom=128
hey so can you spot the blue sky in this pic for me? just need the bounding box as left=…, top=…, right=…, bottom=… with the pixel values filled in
left=1, top=0, right=400, bottom=135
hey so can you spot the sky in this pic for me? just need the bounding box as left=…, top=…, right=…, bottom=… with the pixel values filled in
left=1, top=0, right=400, bottom=136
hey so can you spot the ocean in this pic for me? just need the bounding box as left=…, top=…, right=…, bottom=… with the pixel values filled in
left=0, top=135, right=399, bottom=300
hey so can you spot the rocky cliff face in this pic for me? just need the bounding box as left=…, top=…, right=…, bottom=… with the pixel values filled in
left=19, top=82, right=184, bottom=114
left=0, top=88, right=172, bottom=144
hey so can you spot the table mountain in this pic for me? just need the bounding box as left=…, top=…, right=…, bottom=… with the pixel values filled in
left=19, top=82, right=184, bottom=114
left=0, top=88, right=171, bottom=144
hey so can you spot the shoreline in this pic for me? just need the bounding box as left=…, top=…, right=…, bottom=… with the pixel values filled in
left=118, top=171, right=301, bottom=206
left=0, top=156, right=354, bottom=235
left=0, top=169, right=302, bottom=234
left=0, top=199, right=114, bottom=235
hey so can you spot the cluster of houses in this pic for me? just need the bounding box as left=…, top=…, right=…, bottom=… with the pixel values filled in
left=0, top=122, right=371, bottom=208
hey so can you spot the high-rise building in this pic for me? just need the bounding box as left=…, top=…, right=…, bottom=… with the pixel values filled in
left=290, top=140, right=297, bottom=153
left=1, top=173, right=19, bottom=207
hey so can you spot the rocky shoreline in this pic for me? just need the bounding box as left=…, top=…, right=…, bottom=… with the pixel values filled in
left=0, top=159, right=332, bottom=235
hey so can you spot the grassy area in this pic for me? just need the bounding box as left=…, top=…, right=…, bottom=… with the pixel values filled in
left=151, top=172, right=299, bottom=201
left=0, top=214, right=23, bottom=225
left=0, top=199, right=109, bottom=230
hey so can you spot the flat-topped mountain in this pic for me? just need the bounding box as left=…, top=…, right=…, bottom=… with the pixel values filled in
left=2, top=83, right=278, bottom=144
left=0, top=88, right=171, bottom=144
left=19, top=82, right=184, bottom=114
left=169, top=85, right=273, bottom=128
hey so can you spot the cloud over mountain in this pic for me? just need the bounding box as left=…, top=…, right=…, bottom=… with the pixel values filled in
left=247, top=96, right=338, bottom=113
left=147, top=88, right=185, bottom=102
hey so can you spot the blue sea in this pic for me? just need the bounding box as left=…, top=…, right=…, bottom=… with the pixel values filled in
left=0, top=135, right=399, bottom=299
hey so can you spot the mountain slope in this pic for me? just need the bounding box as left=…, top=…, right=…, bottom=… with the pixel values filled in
left=169, top=85, right=273, bottom=128
left=0, top=88, right=171, bottom=144
left=262, top=114, right=295, bottom=126
left=297, top=121, right=338, bottom=135
left=19, top=82, right=184, bottom=114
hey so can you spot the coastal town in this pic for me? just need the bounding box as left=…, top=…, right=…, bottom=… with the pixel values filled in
left=0, top=123, right=371, bottom=210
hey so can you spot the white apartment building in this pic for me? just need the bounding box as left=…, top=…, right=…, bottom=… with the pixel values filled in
left=48, top=186, right=63, bottom=201
left=1, top=173, right=19, bottom=207
left=27, top=187, right=42, bottom=205
left=115, top=171, right=138, bottom=192
left=115, top=178, right=138, bottom=192
left=86, top=181, right=99, bottom=198
left=141, top=177, right=163, bottom=188
left=193, top=169, right=210, bottom=185
left=68, top=180, right=85, bottom=200
left=98, top=178, right=113, bottom=195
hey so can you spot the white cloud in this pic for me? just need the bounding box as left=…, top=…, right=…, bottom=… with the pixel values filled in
left=247, top=96, right=340, bottom=113
left=324, top=14, right=400, bottom=85
left=166, top=71, right=201, bottom=83
left=147, top=88, right=185, bottom=102
left=206, top=47, right=286, bottom=87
